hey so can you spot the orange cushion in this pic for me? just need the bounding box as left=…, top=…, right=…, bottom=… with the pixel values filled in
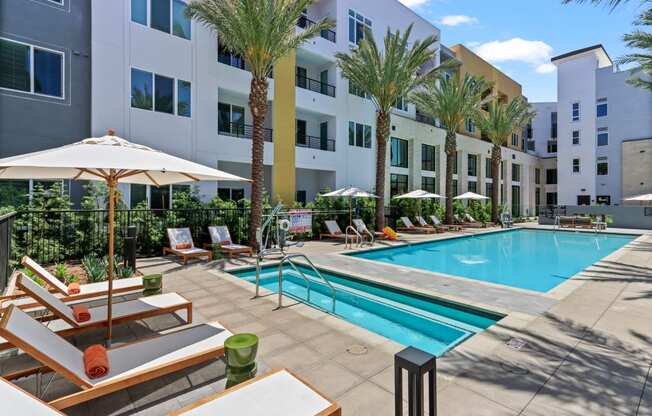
left=383, top=226, right=397, bottom=241
left=72, top=305, right=91, bottom=322
left=84, top=344, right=109, bottom=379
left=67, top=282, right=81, bottom=295
left=176, top=242, right=192, bottom=250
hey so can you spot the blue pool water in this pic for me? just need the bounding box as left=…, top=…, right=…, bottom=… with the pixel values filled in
left=352, top=229, right=635, bottom=292
left=231, top=265, right=501, bottom=356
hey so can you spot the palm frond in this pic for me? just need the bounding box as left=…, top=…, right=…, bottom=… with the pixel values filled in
left=473, top=97, right=536, bottom=147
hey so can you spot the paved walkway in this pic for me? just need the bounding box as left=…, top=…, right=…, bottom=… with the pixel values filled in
left=1, top=225, right=650, bottom=415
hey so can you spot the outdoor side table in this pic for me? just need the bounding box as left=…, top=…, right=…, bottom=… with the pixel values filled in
left=224, top=333, right=259, bottom=388
left=395, top=346, right=437, bottom=416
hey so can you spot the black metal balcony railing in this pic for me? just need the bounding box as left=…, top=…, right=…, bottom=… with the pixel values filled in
left=296, top=134, right=336, bottom=152
left=415, top=112, right=437, bottom=127
left=297, top=15, right=336, bottom=43
left=296, top=75, right=335, bottom=97
left=219, top=122, right=273, bottom=142
left=218, top=52, right=247, bottom=71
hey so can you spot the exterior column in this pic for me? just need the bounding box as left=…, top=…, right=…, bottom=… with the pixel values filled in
left=410, top=138, right=422, bottom=189
left=272, top=50, right=297, bottom=205
left=458, top=150, right=468, bottom=195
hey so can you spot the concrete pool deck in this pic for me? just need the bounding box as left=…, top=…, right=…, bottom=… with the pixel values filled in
left=1, top=224, right=650, bottom=415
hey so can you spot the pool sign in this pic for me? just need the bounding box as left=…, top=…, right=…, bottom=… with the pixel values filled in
left=288, top=209, right=312, bottom=233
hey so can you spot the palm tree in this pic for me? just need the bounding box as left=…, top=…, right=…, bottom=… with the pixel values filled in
left=410, top=74, right=487, bottom=224
left=564, top=0, right=651, bottom=91
left=473, top=97, right=535, bottom=223
left=186, top=0, right=333, bottom=247
left=335, top=25, right=438, bottom=230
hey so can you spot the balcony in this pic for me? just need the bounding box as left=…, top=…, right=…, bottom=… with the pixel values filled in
left=296, top=75, right=335, bottom=97
left=218, top=122, right=273, bottom=142
left=415, top=112, right=437, bottom=127
left=297, top=16, right=336, bottom=43
left=296, top=134, right=336, bottom=152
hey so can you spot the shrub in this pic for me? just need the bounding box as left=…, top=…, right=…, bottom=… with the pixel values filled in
left=83, top=255, right=107, bottom=283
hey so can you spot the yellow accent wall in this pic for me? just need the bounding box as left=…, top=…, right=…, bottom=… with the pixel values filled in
left=272, top=50, right=297, bottom=205
left=449, top=44, right=524, bottom=148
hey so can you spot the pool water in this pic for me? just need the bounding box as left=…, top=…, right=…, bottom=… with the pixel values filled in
left=352, top=229, right=635, bottom=292
left=231, top=265, right=501, bottom=356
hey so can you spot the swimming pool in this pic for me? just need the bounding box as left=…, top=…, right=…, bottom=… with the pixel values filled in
left=351, top=229, right=635, bottom=292
left=231, top=265, right=501, bottom=356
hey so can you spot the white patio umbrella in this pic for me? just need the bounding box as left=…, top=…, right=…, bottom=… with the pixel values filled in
left=320, top=187, right=378, bottom=226
left=624, top=193, right=652, bottom=204
left=0, top=132, right=249, bottom=344
left=393, top=189, right=445, bottom=216
left=453, top=192, right=489, bottom=201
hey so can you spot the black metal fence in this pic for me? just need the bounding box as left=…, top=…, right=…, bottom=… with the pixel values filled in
left=0, top=213, right=15, bottom=291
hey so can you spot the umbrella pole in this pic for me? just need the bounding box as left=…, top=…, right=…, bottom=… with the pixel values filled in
left=106, top=175, right=116, bottom=346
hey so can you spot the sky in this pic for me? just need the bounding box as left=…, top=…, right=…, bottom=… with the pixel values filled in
left=398, top=0, right=644, bottom=102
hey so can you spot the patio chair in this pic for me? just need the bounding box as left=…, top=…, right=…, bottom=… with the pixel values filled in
left=462, top=213, right=487, bottom=228
left=319, top=220, right=347, bottom=240
left=0, top=305, right=232, bottom=410
left=558, top=216, right=575, bottom=228
left=353, top=219, right=386, bottom=242
left=171, top=369, right=341, bottom=416
left=205, top=226, right=253, bottom=258
left=415, top=216, right=436, bottom=230
left=574, top=216, right=593, bottom=229
left=429, top=215, right=462, bottom=232
left=0, top=273, right=192, bottom=351
left=397, top=217, right=437, bottom=234
left=164, top=228, right=212, bottom=264
left=1, top=256, right=144, bottom=312
left=0, top=377, right=65, bottom=415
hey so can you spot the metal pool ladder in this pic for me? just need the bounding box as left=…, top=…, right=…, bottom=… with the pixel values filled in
left=276, top=253, right=336, bottom=313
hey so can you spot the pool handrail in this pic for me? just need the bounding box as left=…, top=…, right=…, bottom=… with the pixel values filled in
left=277, top=254, right=336, bottom=313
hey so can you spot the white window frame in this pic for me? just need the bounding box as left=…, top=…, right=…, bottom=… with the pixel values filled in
left=348, top=121, right=372, bottom=149
left=130, top=67, right=190, bottom=117
left=572, top=158, right=581, bottom=174
left=348, top=9, right=372, bottom=46
left=131, top=0, right=191, bottom=40
left=511, top=133, right=519, bottom=147
left=597, top=128, right=609, bottom=147
left=0, top=37, right=65, bottom=100
left=572, top=130, right=580, bottom=146
left=572, top=102, right=580, bottom=122
left=596, top=97, right=608, bottom=118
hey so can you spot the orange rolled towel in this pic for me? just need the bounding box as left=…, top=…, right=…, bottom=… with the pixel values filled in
left=72, top=305, right=91, bottom=322
left=84, top=344, right=109, bottom=379
left=176, top=242, right=191, bottom=250
left=67, top=282, right=81, bottom=295
left=383, top=226, right=398, bottom=241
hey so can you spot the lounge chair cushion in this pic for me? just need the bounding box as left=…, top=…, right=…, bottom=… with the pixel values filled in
left=176, top=243, right=192, bottom=250
left=416, top=216, right=429, bottom=227
left=430, top=215, right=441, bottom=226
left=465, top=214, right=476, bottom=223
left=209, top=226, right=233, bottom=245
left=324, top=220, right=342, bottom=235
left=400, top=217, right=415, bottom=228
left=168, top=228, right=195, bottom=249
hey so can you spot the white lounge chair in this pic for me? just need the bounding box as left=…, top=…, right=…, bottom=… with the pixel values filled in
left=319, top=220, right=346, bottom=240
left=172, top=369, right=341, bottom=416
left=429, top=215, right=462, bottom=232
left=398, top=217, right=436, bottom=234
left=164, top=228, right=212, bottom=264
left=0, top=273, right=192, bottom=351
left=205, top=226, right=253, bottom=258
left=0, top=305, right=232, bottom=410
left=0, top=256, right=143, bottom=312
left=0, top=377, right=64, bottom=415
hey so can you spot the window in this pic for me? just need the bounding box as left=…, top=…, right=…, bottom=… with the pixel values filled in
left=173, top=0, right=191, bottom=39
left=390, top=174, right=408, bottom=198
left=296, top=190, right=307, bottom=206
left=572, top=130, right=580, bottom=145
left=348, top=121, right=371, bottom=148
left=572, top=158, right=580, bottom=174
left=467, top=154, right=477, bottom=177
left=151, top=0, right=171, bottom=33
left=535, top=168, right=541, bottom=185
left=577, top=195, right=590, bottom=206
left=465, top=118, right=475, bottom=133
left=596, top=195, right=611, bottom=205
left=0, top=180, right=29, bottom=208
left=218, top=188, right=245, bottom=201
left=390, top=137, right=408, bottom=168
left=154, top=74, right=174, bottom=114
left=512, top=164, right=521, bottom=182
left=596, top=98, right=607, bottom=118
left=546, top=169, right=557, bottom=185
left=348, top=10, right=371, bottom=45
left=511, top=133, right=519, bottom=147
left=512, top=185, right=521, bottom=217
left=130, top=184, right=147, bottom=208
left=218, top=102, right=245, bottom=135
left=597, top=157, right=608, bottom=176
left=547, top=140, right=557, bottom=153
left=572, top=102, right=580, bottom=121
left=551, top=112, right=558, bottom=138
left=177, top=79, right=191, bottom=117
left=468, top=181, right=477, bottom=193
left=527, top=140, right=536, bottom=152
left=0, top=38, right=63, bottom=98
left=452, top=179, right=458, bottom=196
left=393, top=96, right=408, bottom=112
left=150, top=185, right=170, bottom=209
left=597, top=128, right=608, bottom=146
left=349, top=81, right=369, bottom=99
left=296, top=119, right=307, bottom=145
left=422, top=177, right=435, bottom=193
left=485, top=158, right=493, bottom=179
left=422, top=144, right=435, bottom=172
left=546, top=192, right=558, bottom=205
left=131, top=0, right=147, bottom=25
left=535, top=188, right=541, bottom=214
left=131, top=68, right=153, bottom=110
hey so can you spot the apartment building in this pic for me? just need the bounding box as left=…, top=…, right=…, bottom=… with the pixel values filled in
left=0, top=0, right=542, bottom=215
left=0, top=0, right=91, bottom=204
left=529, top=45, right=652, bottom=206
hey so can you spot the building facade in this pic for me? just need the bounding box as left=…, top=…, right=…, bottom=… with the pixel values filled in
left=529, top=45, right=652, bottom=206
left=1, top=0, right=542, bottom=215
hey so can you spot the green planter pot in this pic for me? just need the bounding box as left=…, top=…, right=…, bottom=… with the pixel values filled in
left=224, top=333, right=259, bottom=388
left=142, top=274, right=162, bottom=296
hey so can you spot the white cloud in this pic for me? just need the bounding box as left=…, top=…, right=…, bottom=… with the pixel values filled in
left=471, top=38, right=555, bottom=74
left=399, top=0, right=430, bottom=7
left=438, top=15, right=479, bottom=27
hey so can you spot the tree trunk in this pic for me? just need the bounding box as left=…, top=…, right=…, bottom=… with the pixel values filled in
left=375, top=111, right=390, bottom=230
left=444, top=131, right=457, bottom=225
left=491, top=144, right=501, bottom=223
left=247, top=77, right=269, bottom=249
